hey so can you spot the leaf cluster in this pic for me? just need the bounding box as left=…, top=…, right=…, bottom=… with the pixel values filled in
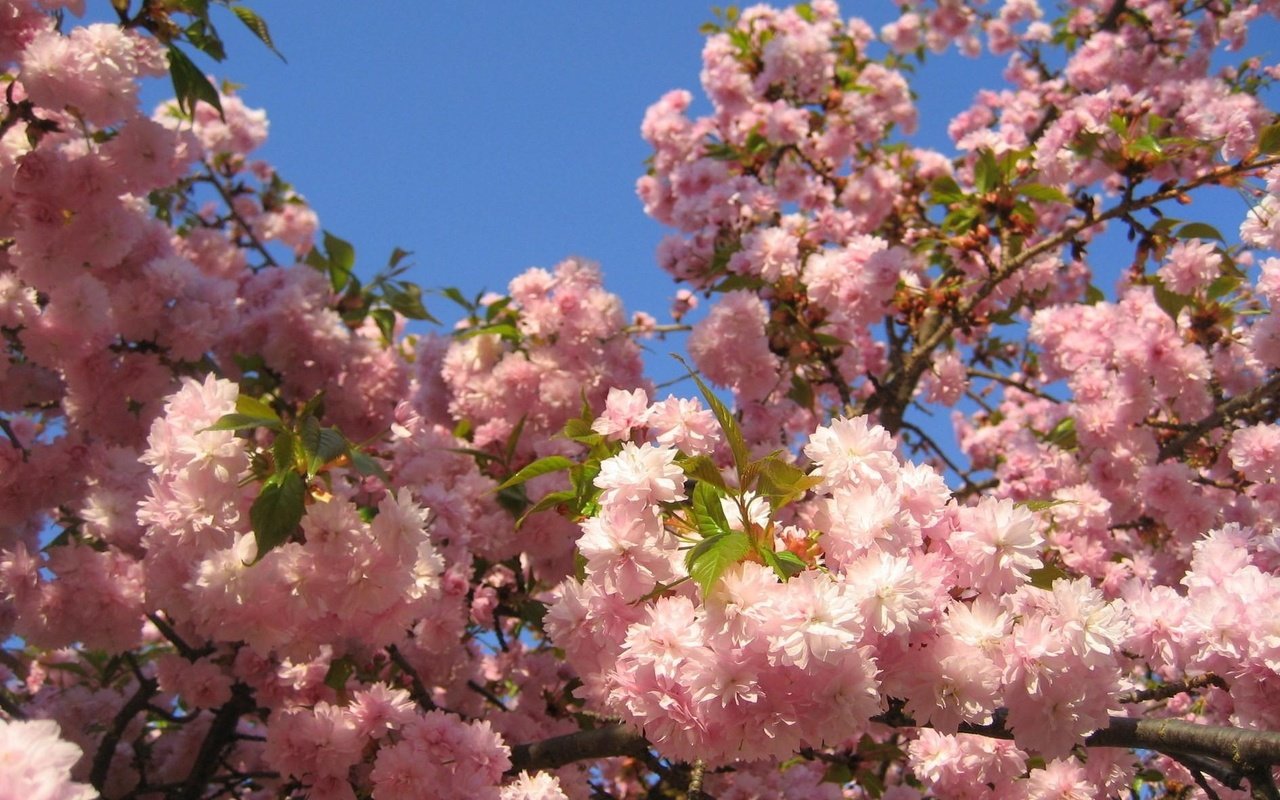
left=306, top=231, right=438, bottom=342
left=205, top=392, right=385, bottom=561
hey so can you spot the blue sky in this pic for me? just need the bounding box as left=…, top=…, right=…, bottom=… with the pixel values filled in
left=149, top=4, right=1007, bottom=329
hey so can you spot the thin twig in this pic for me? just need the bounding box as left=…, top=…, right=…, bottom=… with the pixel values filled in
left=386, top=645, right=438, bottom=712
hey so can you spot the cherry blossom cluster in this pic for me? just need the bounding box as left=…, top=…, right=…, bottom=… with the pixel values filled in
left=1, top=0, right=1280, bottom=797
left=547, top=399, right=1131, bottom=784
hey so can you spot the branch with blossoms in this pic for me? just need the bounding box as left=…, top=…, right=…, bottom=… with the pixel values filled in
left=5, top=2, right=1280, bottom=799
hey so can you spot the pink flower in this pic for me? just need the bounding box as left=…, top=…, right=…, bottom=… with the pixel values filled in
left=594, top=442, right=686, bottom=509
left=500, top=771, right=569, bottom=800
left=0, top=719, right=97, bottom=800
left=591, top=387, right=651, bottom=441
left=1157, top=239, right=1221, bottom=295
left=647, top=395, right=719, bottom=456
left=803, top=416, right=898, bottom=492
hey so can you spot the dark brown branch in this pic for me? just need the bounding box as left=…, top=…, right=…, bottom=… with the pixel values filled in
left=868, top=155, right=1280, bottom=434
left=90, top=675, right=157, bottom=790
left=1159, top=374, right=1280, bottom=462
left=147, top=612, right=211, bottom=662
left=467, top=679, right=510, bottom=712
left=1118, top=673, right=1228, bottom=704
left=386, top=644, right=438, bottom=713
left=178, top=684, right=254, bottom=800
left=200, top=161, right=280, bottom=269
left=505, top=712, right=1280, bottom=793
left=508, top=723, right=650, bottom=774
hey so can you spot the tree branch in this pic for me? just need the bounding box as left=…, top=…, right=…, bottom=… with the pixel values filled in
left=178, top=684, right=255, bottom=800
left=1158, top=374, right=1280, bottom=462
left=508, top=723, right=650, bottom=774
left=89, top=674, right=157, bottom=791
left=504, top=711, right=1280, bottom=794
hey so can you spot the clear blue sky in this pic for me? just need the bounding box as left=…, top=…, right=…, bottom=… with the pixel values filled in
left=144, top=4, right=1007, bottom=328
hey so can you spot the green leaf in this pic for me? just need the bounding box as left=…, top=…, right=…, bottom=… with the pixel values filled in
left=370, top=308, right=396, bottom=342
left=498, top=456, right=574, bottom=491
left=1019, top=498, right=1069, bottom=512
left=788, top=374, right=814, bottom=409
left=297, top=391, right=326, bottom=422
left=681, top=454, right=727, bottom=490
left=811, top=331, right=849, bottom=348
left=324, top=657, right=354, bottom=692
left=1207, top=274, right=1241, bottom=300
left=231, top=5, right=285, bottom=60
left=203, top=412, right=281, bottom=432
left=348, top=448, right=387, bottom=480
left=250, top=470, right=305, bottom=560
left=167, top=45, right=223, bottom=119
left=236, top=394, right=279, bottom=421
left=383, top=283, right=437, bottom=323
left=323, top=231, right=355, bottom=273
left=1084, top=283, right=1105, bottom=305
left=760, top=548, right=806, bottom=581
left=562, top=416, right=600, bottom=444
left=437, top=286, right=475, bottom=312
left=822, top=763, right=854, bottom=786
left=516, top=488, right=576, bottom=527
left=691, top=481, right=730, bottom=538
left=755, top=456, right=822, bottom=510
left=974, top=149, right=999, bottom=194
left=1175, top=222, right=1225, bottom=242
left=1258, top=122, right=1280, bottom=155
left=184, top=21, right=226, bottom=61
left=1018, top=183, right=1069, bottom=203
left=930, top=175, right=964, bottom=205
left=685, top=530, right=750, bottom=597
left=386, top=246, right=413, bottom=270
left=299, top=418, right=347, bottom=476
left=674, top=355, right=750, bottom=485
left=1028, top=563, right=1070, bottom=590
left=1152, top=281, right=1193, bottom=322
left=272, top=429, right=299, bottom=474
left=1041, top=416, right=1077, bottom=450
left=1130, top=134, right=1163, bottom=155
left=456, top=322, right=520, bottom=341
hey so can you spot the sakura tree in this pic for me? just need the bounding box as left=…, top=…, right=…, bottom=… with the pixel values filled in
left=2, top=0, right=1280, bottom=798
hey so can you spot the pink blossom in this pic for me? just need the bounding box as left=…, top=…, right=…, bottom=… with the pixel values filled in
left=594, top=442, right=686, bottom=509
left=591, top=387, right=651, bottom=441
left=0, top=719, right=96, bottom=800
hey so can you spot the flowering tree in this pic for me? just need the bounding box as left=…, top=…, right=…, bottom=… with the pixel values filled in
left=2, top=0, right=1280, bottom=798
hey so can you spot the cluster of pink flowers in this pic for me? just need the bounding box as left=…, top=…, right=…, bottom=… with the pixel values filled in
left=549, top=409, right=1131, bottom=779
left=1, top=0, right=1279, bottom=797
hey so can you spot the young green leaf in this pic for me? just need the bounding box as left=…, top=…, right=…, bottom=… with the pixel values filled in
left=299, top=418, right=347, bottom=477
left=231, top=5, right=285, bottom=60
left=497, top=455, right=575, bottom=491
left=674, top=355, right=750, bottom=484
left=680, top=454, right=727, bottom=490
left=685, top=530, right=750, bottom=597
left=347, top=448, right=388, bottom=480
left=203, top=412, right=282, bottom=432
left=236, top=394, right=279, bottom=421
left=272, top=429, right=299, bottom=474
left=691, top=481, right=730, bottom=538
left=754, top=456, right=822, bottom=510
left=974, top=149, right=999, bottom=194
left=167, top=45, right=223, bottom=119
left=323, top=231, right=356, bottom=273
left=250, top=470, right=305, bottom=561
left=760, top=548, right=807, bottom=581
